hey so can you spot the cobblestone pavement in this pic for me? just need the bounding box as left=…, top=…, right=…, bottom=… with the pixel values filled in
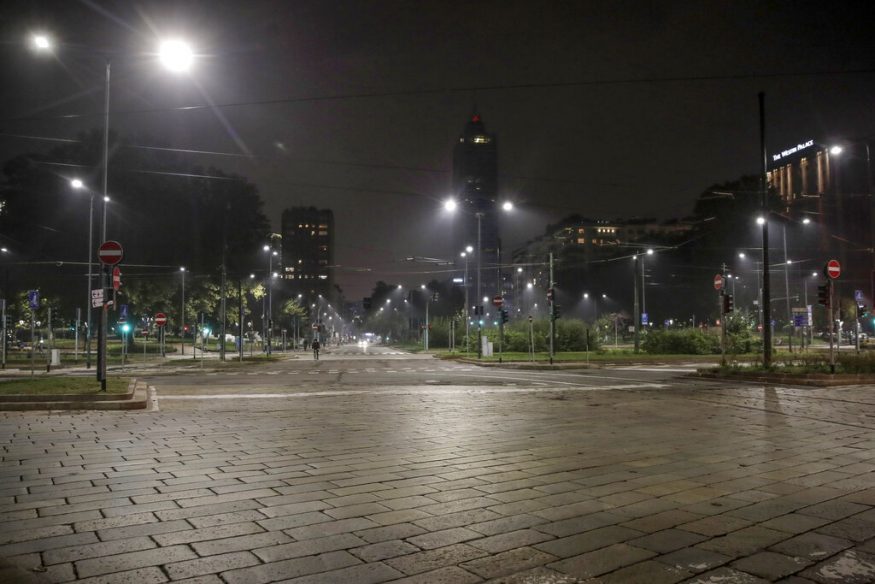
left=3, top=354, right=875, bottom=583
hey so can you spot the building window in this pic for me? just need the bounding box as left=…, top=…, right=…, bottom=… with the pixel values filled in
left=472, top=135, right=490, bottom=144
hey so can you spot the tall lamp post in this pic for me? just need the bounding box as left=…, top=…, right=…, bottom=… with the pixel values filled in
left=32, top=36, right=193, bottom=242
left=444, top=198, right=513, bottom=358
left=460, top=247, right=473, bottom=353
left=759, top=92, right=772, bottom=367
left=179, top=267, right=186, bottom=355
left=70, top=179, right=95, bottom=368
left=263, top=245, right=277, bottom=355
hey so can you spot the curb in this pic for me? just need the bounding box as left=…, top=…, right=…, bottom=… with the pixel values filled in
left=693, top=371, right=875, bottom=387
left=0, top=379, right=148, bottom=411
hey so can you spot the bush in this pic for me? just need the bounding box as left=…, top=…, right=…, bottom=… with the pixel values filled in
left=642, top=329, right=720, bottom=355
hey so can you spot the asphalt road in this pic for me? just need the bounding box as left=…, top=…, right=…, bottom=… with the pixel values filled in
left=3, top=345, right=875, bottom=583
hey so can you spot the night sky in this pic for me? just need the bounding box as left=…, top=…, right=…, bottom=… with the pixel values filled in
left=2, top=0, right=874, bottom=299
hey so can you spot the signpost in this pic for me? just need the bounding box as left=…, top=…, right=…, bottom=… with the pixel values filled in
left=96, top=241, right=124, bottom=391
left=826, top=259, right=841, bottom=280
left=155, top=313, right=167, bottom=357
left=112, top=266, right=121, bottom=291
left=713, top=274, right=724, bottom=290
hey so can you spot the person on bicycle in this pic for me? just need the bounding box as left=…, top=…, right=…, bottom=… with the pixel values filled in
left=312, top=339, right=321, bottom=360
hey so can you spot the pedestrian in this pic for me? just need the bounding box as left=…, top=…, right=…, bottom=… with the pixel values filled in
left=312, top=339, right=320, bottom=360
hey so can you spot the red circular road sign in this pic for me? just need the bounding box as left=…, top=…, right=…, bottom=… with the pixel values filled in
left=492, top=295, right=504, bottom=307
left=826, top=259, right=841, bottom=280
left=98, top=240, right=124, bottom=265
left=713, top=274, right=724, bottom=290
left=154, top=313, right=167, bottom=327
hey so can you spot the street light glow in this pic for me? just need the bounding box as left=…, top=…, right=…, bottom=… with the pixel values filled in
left=830, top=145, right=843, bottom=155
left=802, top=217, right=811, bottom=224
left=70, top=179, right=84, bottom=189
left=443, top=198, right=457, bottom=212
left=465, top=245, right=473, bottom=253
left=527, top=282, right=533, bottom=289
left=460, top=252, right=466, bottom=258
left=738, top=252, right=746, bottom=258
left=583, top=293, right=589, bottom=299
left=158, top=39, right=194, bottom=72
left=32, top=35, right=51, bottom=50
left=502, top=201, right=513, bottom=211
left=263, top=245, right=270, bottom=251
left=646, top=248, right=654, bottom=255
left=180, top=267, right=185, bottom=272
left=103, top=196, right=110, bottom=202
left=756, top=216, right=765, bottom=225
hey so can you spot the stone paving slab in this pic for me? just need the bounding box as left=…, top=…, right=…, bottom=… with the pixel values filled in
left=5, top=368, right=875, bottom=581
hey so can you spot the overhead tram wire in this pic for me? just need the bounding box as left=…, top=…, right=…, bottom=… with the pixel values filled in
left=3, top=66, right=874, bottom=125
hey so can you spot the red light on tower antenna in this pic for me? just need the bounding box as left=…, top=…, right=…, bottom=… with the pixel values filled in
left=471, top=114, right=481, bottom=122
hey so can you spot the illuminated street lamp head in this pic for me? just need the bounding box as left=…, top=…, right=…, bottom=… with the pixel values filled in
left=602, top=293, right=607, bottom=298
left=249, top=273, right=255, bottom=279
left=465, top=245, right=473, bottom=253
left=70, top=178, right=84, bottom=190
left=158, top=39, right=194, bottom=72
left=811, top=271, right=817, bottom=277
left=802, top=217, right=811, bottom=224
left=272, top=251, right=278, bottom=256
left=517, top=267, right=523, bottom=273
left=0, top=247, right=8, bottom=253
left=180, top=266, right=185, bottom=272
left=583, top=293, right=589, bottom=299
left=443, top=198, right=457, bottom=212
left=527, top=282, right=533, bottom=289
left=103, top=196, right=110, bottom=202
left=482, top=296, right=488, bottom=303
left=830, top=145, right=843, bottom=155
left=272, top=272, right=278, bottom=278
left=646, top=248, right=654, bottom=255
left=756, top=216, right=766, bottom=225
left=460, top=252, right=466, bottom=258
left=502, top=201, right=513, bottom=212
left=263, top=244, right=270, bottom=251
left=386, top=299, right=391, bottom=304
left=32, top=34, right=51, bottom=50
left=420, top=284, right=426, bottom=289
left=397, top=284, right=402, bottom=290
left=738, top=252, right=746, bottom=258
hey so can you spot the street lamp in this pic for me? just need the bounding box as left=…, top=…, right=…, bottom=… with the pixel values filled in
left=70, top=178, right=97, bottom=368
left=32, top=35, right=51, bottom=50
left=264, top=246, right=277, bottom=355
left=158, top=40, right=194, bottom=73
left=502, top=201, right=514, bottom=211
left=444, top=199, right=457, bottom=212
left=32, top=35, right=194, bottom=243
left=830, top=145, right=843, bottom=156
left=179, top=267, right=186, bottom=355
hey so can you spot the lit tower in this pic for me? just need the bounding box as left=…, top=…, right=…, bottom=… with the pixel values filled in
left=453, top=112, right=499, bottom=301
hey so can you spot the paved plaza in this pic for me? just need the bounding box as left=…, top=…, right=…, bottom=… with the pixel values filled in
left=3, top=347, right=875, bottom=582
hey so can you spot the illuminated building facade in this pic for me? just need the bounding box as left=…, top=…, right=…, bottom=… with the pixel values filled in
left=280, top=207, right=335, bottom=299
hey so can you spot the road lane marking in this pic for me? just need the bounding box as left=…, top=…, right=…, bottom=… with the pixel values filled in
left=148, top=386, right=159, bottom=411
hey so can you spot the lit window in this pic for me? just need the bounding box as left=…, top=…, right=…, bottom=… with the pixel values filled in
left=319, top=275, right=328, bottom=280
left=318, top=231, right=328, bottom=236
left=472, top=135, right=490, bottom=144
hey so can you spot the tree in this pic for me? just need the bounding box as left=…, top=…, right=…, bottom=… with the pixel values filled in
left=0, top=130, right=271, bottom=315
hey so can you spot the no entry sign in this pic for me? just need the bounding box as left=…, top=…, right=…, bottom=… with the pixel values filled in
left=98, top=241, right=124, bottom=266
left=713, top=274, right=724, bottom=290
left=154, top=313, right=167, bottom=327
left=826, top=259, right=841, bottom=280
left=492, top=295, right=504, bottom=307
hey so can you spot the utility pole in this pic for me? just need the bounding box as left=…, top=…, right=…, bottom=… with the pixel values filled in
left=633, top=256, right=640, bottom=353
left=759, top=92, right=772, bottom=367
left=238, top=279, right=244, bottom=362
left=549, top=252, right=555, bottom=363
left=2, top=299, right=7, bottom=370
left=476, top=213, right=483, bottom=359
left=720, top=264, right=727, bottom=366
left=180, top=268, right=185, bottom=355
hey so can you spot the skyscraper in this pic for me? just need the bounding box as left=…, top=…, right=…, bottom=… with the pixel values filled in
left=280, top=207, right=335, bottom=300
left=453, top=112, right=499, bottom=303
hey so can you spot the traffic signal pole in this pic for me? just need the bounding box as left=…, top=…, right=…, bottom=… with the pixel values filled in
left=759, top=92, right=772, bottom=368
left=828, top=280, right=835, bottom=373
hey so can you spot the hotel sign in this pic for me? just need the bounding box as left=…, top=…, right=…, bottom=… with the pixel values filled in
left=772, top=139, right=814, bottom=162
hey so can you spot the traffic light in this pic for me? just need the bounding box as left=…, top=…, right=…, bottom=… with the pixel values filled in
left=817, top=284, right=830, bottom=307
left=551, top=304, right=561, bottom=320
left=500, top=308, right=509, bottom=324
left=859, top=304, right=870, bottom=318
left=546, top=288, right=554, bottom=301
left=722, top=294, right=734, bottom=314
